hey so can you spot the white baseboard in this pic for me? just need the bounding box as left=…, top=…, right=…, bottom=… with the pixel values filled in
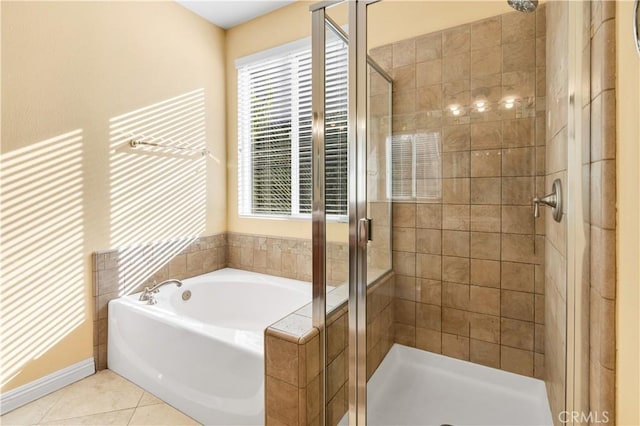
left=1, top=357, right=95, bottom=415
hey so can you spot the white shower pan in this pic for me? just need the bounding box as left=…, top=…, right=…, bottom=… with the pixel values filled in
left=342, top=344, right=553, bottom=426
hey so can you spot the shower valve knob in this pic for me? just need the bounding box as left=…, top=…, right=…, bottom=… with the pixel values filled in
left=533, top=179, right=563, bottom=222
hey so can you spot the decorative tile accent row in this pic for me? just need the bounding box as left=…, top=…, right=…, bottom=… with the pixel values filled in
left=371, top=6, right=547, bottom=378
left=265, top=272, right=395, bottom=426
left=92, top=233, right=227, bottom=369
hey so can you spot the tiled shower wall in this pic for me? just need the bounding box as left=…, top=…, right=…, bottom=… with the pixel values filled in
left=544, top=1, right=570, bottom=420
left=371, top=7, right=547, bottom=377
left=588, top=0, right=617, bottom=421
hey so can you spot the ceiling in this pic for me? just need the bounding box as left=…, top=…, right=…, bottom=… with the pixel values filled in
left=177, top=0, right=296, bottom=29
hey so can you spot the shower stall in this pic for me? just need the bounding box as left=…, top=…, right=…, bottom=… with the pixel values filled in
left=302, top=0, right=593, bottom=424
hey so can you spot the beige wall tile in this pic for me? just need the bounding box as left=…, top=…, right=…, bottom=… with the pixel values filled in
left=443, top=178, right=470, bottom=204
left=469, top=312, right=501, bottom=344
left=416, top=204, right=442, bottom=229
left=503, top=118, right=534, bottom=147
left=502, top=147, right=535, bottom=177
left=266, top=376, right=298, bottom=425
left=393, top=227, right=416, bottom=252
left=442, top=333, right=470, bottom=360
left=393, top=89, right=416, bottom=114
left=395, top=323, right=416, bottom=347
left=416, top=303, right=442, bottom=331
left=442, top=151, right=470, bottom=178
left=501, top=290, right=534, bottom=321
left=501, top=233, right=542, bottom=264
left=500, top=346, right=533, bottom=376
left=470, top=205, right=501, bottom=232
left=471, top=47, right=501, bottom=77
left=442, top=230, right=470, bottom=257
left=393, top=65, right=416, bottom=92
left=471, top=16, right=501, bottom=50
left=419, top=279, right=442, bottom=305
left=503, top=71, right=536, bottom=101
left=471, top=121, right=502, bottom=150
left=443, top=53, right=470, bottom=83
left=416, top=33, right=442, bottom=62
left=534, top=294, right=545, bottom=325
left=502, top=41, right=535, bottom=73
left=469, top=286, right=500, bottom=316
left=395, top=299, right=416, bottom=326
left=327, top=316, right=346, bottom=364
left=416, top=253, right=442, bottom=280
left=393, top=251, right=416, bottom=276
left=416, top=84, right=443, bottom=112
left=443, top=282, right=470, bottom=310
left=443, top=124, right=471, bottom=152
left=502, top=206, right=535, bottom=234
left=470, top=259, right=501, bottom=288
left=393, top=203, right=416, bottom=228
left=395, top=274, right=417, bottom=301
left=470, top=232, right=501, bottom=261
left=442, top=205, right=470, bottom=230
left=471, top=73, right=503, bottom=104
left=442, top=257, right=470, bottom=284
left=393, top=38, right=416, bottom=68
left=502, top=10, right=535, bottom=43
left=501, top=261, right=535, bottom=292
left=416, top=328, right=442, bottom=353
left=470, top=178, right=501, bottom=204
left=442, top=307, right=470, bottom=336
left=416, top=228, right=442, bottom=254
left=501, top=317, right=534, bottom=350
left=470, top=339, right=501, bottom=368
left=471, top=150, right=502, bottom=178
left=501, top=177, right=534, bottom=205
left=535, top=323, right=545, bottom=354
left=443, top=25, right=470, bottom=57
left=416, top=59, right=443, bottom=88
left=443, top=79, right=471, bottom=108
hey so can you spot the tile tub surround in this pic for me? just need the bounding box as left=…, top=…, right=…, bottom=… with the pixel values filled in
left=0, top=370, right=200, bottom=426
left=92, top=233, right=227, bottom=370
left=373, top=6, right=547, bottom=378
left=265, top=272, right=395, bottom=426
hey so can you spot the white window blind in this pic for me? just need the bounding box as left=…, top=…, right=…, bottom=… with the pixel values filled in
left=237, top=37, right=348, bottom=218
left=389, top=132, right=442, bottom=200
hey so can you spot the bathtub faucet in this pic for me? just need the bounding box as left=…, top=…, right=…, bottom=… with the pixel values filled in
left=139, top=279, right=184, bottom=305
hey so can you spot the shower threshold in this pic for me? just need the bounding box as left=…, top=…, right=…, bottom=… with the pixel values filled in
left=339, top=343, right=552, bottom=426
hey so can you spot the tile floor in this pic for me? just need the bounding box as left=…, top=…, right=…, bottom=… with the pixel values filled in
left=1, top=370, right=201, bottom=426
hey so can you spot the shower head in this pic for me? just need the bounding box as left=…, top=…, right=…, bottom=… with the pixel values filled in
left=507, top=0, right=538, bottom=13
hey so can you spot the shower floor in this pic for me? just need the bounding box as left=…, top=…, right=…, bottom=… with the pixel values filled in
left=340, top=344, right=552, bottom=426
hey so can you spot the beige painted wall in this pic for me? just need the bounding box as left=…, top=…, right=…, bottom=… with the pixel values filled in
left=615, top=2, right=640, bottom=424
left=225, top=0, right=512, bottom=239
left=1, top=1, right=226, bottom=392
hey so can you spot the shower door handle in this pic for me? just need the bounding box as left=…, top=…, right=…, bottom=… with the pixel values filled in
left=358, top=218, right=372, bottom=248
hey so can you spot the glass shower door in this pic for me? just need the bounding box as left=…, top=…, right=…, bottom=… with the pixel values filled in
left=310, top=2, right=392, bottom=424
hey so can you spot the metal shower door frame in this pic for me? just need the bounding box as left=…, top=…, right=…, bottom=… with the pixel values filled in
left=311, top=1, right=380, bottom=424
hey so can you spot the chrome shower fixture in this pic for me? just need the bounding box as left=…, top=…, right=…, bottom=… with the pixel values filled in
left=507, top=0, right=538, bottom=13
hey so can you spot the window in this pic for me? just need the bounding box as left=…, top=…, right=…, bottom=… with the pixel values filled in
left=389, top=132, right=442, bottom=201
left=237, top=37, right=348, bottom=218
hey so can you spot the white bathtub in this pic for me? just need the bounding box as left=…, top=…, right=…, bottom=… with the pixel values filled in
left=108, top=268, right=312, bottom=425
